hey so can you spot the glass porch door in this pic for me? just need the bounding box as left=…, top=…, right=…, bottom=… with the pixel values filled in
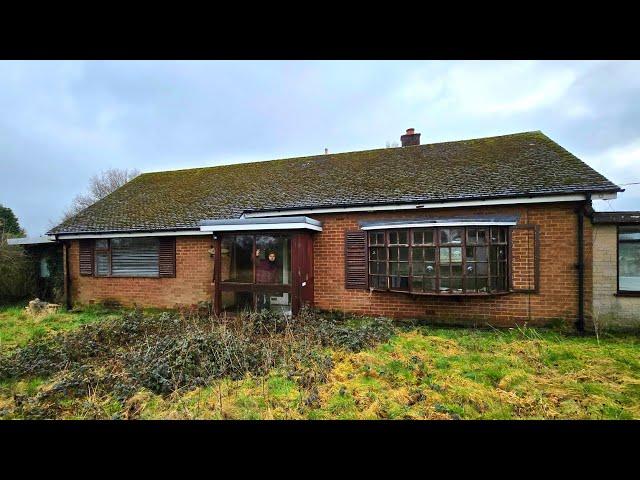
left=219, top=233, right=293, bottom=315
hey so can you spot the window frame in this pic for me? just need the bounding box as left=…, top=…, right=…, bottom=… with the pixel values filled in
left=218, top=232, right=293, bottom=311
left=93, top=237, right=161, bottom=278
left=366, top=226, right=510, bottom=296
left=616, top=224, right=640, bottom=297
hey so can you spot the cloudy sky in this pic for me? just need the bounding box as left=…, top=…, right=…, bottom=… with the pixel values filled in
left=1, top=60, right=639, bottom=236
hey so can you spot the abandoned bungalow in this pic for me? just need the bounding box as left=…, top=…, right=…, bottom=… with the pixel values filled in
left=28, top=129, right=640, bottom=329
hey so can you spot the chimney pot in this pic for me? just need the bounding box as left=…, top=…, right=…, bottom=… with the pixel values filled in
left=401, top=128, right=421, bottom=147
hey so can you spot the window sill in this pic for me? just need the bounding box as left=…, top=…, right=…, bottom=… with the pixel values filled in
left=615, top=291, right=640, bottom=297
left=375, top=288, right=512, bottom=297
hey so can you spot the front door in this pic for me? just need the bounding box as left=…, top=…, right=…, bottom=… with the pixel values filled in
left=214, top=231, right=313, bottom=316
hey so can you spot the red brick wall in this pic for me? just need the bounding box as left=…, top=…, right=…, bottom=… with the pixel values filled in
left=312, top=202, right=591, bottom=327
left=67, top=202, right=592, bottom=327
left=68, top=235, right=214, bottom=308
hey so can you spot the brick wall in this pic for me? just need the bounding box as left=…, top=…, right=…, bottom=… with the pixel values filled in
left=312, top=202, right=591, bottom=327
left=592, top=224, right=640, bottom=328
left=67, top=202, right=592, bottom=327
left=68, top=235, right=214, bottom=308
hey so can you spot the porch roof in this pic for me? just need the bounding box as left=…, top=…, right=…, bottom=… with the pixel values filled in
left=199, top=216, right=322, bottom=232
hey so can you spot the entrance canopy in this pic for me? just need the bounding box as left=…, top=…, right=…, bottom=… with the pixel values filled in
left=200, top=216, right=322, bottom=232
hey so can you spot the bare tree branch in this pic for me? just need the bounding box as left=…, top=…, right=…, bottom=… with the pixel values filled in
left=60, top=168, right=140, bottom=222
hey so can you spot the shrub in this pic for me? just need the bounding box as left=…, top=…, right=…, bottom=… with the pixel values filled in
left=0, top=307, right=395, bottom=418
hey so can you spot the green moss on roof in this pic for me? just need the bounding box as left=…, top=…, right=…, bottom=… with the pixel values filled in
left=49, top=131, right=620, bottom=234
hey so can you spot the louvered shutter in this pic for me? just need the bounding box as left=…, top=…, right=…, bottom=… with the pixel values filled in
left=345, top=230, right=368, bottom=289
left=79, top=240, right=94, bottom=276
left=159, top=237, right=176, bottom=277
left=509, top=224, right=539, bottom=293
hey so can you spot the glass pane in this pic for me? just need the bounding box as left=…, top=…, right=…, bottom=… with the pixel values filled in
left=370, top=275, right=387, bottom=289
left=256, top=235, right=290, bottom=284
left=467, top=229, right=477, bottom=245
left=477, top=262, right=488, bottom=275
left=398, top=231, right=408, bottom=245
left=95, top=239, right=108, bottom=250
left=619, top=228, right=640, bottom=291
left=369, top=261, right=378, bottom=274
left=411, top=277, right=423, bottom=292
left=413, top=248, right=424, bottom=261
left=425, top=263, right=435, bottom=277
left=466, top=246, right=474, bottom=261
left=476, top=277, right=488, bottom=293
left=450, top=229, right=463, bottom=244
left=255, top=290, right=291, bottom=315
left=413, top=231, right=423, bottom=245
left=390, top=248, right=398, bottom=261
left=111, top=237, right=159, bottom=277
left=440, top=248, right=450, bottom=263
left=451, top=247, right=462, bottom=263
left=499, top=228, right=507, bottom=243
left=491, top=227, right=500, bottom=243
left=440, top=229, right=450, bottom=245
left=425, top=247, right=436, bottom=261
left=389, top=232, right=398, bottom=245
left=95, top=252, right=109, bottom=276
left=424, top=278, right=436, bottom=291
left=398, top=263, right=409, bottom=275
left=450, top=277, right=462, bottom=292
left=476, top=246, right=488, bottom=262
left=221, top=291, right=253, bottom=313
left=478, top=230, right=487, bottom=245
left=489, top=277, right=498, bottom=291
left=413, top=262, right=425, bottom=275
left=466, top=263, right=475, bottom=275
left=440, top=277, right=450, bottom=291
left=377, top=262, right=387, bottom=275
left=424, top=230, right=434, bottom=245
left=221, top=235, right=254, bottom=283
left=390, top=263, right=398, bottom=275
left=369, top=232, right=384, bottom=245
left=451, top=264, right=463, bottom=278
left=465, top=277, right=477, bottom=292
left=399, top=247, right=409, bottom=261
left=390, top=276, right=409, bottom=290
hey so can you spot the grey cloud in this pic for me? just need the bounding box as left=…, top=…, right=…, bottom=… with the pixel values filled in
left=0, top=60, right=638, bottom=236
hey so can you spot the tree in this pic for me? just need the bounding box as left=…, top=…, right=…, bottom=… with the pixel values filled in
left=0, top=204, right=25, bottom=237
left=61, top=168, right=140, bottom=222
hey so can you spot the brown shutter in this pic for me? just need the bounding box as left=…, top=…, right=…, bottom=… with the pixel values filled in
left=79, top=239, right=94, bottom=276
left=345, top=230, right=368, bottom=289
left=509, top=224, right=540, bottom=293
left=159, top=237, right=176, bottom=277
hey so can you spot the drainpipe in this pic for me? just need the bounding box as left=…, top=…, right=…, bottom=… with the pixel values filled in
left=575, top=194, right=591, bottom=333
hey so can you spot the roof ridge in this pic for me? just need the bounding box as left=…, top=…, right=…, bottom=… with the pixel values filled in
left=138, top=130, right=543, bottom=177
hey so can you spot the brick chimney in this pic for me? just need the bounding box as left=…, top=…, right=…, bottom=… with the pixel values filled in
left=400, top=128, right=420, bottom=147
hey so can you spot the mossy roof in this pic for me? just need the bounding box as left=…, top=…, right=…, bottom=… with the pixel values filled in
left=49, top=131, right=620, bottom=234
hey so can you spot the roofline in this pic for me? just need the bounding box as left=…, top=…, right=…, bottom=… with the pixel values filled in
left=54, top=229, right=210, bottom=240
left=243, top=192, right=619, bottom=218
left=592, top=211, right=640, bottom=225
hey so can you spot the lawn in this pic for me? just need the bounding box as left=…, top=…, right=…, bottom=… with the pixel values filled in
left=1, top=305, right=639, bottom=420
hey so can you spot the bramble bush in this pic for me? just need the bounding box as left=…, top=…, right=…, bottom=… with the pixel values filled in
left=0, top=307, right=395, bottom=418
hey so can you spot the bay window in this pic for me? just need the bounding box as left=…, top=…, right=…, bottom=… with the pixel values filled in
left=367, top=226, right=509, bottom=295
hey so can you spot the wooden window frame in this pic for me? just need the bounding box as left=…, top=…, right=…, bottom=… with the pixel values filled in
left=366, top=226, right=510, bottom=297
left=93, top=238, right=162, bottom=278
left=218, top=232, right=293, bottom=311
left=616, top=224, right=640, bottom=297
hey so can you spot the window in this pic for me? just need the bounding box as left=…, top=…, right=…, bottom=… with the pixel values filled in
left=219, top=234, right=292, bottom=314
left=94, top=237, right=160, bottom=277
left=367, top=226, right=509, bottom=295
left=618, top=226, right=640, bottom=293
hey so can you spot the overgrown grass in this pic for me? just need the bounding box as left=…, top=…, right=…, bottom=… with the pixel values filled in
left=0, top=305, right=639, bottom=420
left=0, top=304, right=117, bottom=351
